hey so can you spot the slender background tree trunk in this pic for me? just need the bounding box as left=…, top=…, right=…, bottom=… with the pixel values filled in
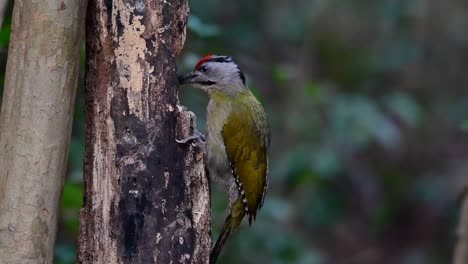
left=0, top=0, right=86, bottom=263
left=77, top=0, right=211, bottom=263
left=454, top=191, right=468, bottom=264
left=0, top=0, right=8, bottom=28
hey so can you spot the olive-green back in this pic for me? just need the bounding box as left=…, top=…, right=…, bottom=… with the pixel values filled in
left=221, top=95, right=270, bottom=223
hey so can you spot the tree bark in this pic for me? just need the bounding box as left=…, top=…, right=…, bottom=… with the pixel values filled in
left=77, top=1, right=211, bottom=263
left=454, top=191, right=468, bottom=264
left=0, top=0, right=8, bottom=28
left=0, top=1, right=86, bottom=263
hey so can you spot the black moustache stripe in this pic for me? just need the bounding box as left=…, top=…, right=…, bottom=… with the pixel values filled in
left=199, top=81, right=216, bottom=86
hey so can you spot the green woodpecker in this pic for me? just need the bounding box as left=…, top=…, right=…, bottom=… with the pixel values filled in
left=178, top=55, right=270, bottom=263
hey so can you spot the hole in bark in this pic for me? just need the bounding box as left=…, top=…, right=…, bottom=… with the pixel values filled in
left=133, top=177, right=137, bottom=184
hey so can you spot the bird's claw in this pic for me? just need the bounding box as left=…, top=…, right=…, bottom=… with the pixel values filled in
left=176, top=132, right=206, bottom=146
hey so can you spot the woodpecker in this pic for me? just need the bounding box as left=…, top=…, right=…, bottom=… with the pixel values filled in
left=178, top=55, right=270, bottom=263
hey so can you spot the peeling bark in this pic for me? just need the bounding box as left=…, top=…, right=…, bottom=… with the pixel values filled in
left=77, top=1, right=211, bottom=263
left=0, top=0, right=86, bottom=263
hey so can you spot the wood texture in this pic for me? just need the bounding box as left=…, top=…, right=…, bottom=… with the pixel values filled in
left=77, top=0, right=211, bottom=263
left=454, top=191, right=468, bottom=264
left=0, top=1, right=86, bottom=263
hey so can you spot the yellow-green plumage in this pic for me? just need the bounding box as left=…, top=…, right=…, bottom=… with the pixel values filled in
left=221, top=93, right=269, bottom=222
left=208, top=91, right=270, bottom=263
left=177, top=55, right=270, bottom=264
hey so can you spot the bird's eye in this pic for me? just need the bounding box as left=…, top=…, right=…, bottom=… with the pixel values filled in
left=200, top=66, right=208, bottom=73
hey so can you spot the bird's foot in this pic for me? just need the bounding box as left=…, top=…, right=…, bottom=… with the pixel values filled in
left=176, top=132, right=206, bottom=149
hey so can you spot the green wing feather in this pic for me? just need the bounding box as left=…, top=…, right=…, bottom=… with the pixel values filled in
left=221, top=95, right=270, bottom=223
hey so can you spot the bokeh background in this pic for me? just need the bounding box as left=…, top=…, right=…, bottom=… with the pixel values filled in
left=1, top=0, right=468, bottom=263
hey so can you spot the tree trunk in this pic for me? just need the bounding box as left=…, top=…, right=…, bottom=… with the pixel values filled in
left=454, top=191, right=468, bottom=264
left=77, top=1, right=211, bottom=263
left=0, top=1, right=85, bottom=263
left=0, top=0, right=8, bottom=28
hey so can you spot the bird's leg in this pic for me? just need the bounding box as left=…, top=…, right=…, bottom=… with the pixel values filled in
left=176, top=131, right=206, bottom=143
left=176, top=131, right=206, bottom=150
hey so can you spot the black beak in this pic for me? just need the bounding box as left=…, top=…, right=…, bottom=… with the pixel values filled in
left=178, top=72, right=197, bottom=85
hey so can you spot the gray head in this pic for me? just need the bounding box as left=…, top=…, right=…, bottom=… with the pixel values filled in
left=178, top=55, right=247, bottom=95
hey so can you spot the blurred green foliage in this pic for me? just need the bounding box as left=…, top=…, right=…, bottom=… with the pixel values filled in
left=1, top=0, right=467, bottom=263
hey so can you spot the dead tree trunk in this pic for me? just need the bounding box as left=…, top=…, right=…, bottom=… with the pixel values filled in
left=0, top=0, right=85, bottom=263
left=77, top=1, right=211, bottom=263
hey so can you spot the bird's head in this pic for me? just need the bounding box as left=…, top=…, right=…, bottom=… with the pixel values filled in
left=178, top=55, right=247, bottom=95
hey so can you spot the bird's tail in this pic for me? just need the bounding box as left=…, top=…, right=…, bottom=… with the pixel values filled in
left=210, top=199, right=246, bottom=264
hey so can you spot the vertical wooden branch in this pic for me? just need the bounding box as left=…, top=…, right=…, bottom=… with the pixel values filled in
left=77, top=0, right=211, bottom=263
left=454, top=192, right=468, bottom=264
left=0, top=0, right=8, bottom=28
left=0, top=0, right=85, bottom=263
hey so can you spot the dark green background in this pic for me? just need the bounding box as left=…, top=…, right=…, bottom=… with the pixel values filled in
left=1, top=0, right=467, bottom=263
